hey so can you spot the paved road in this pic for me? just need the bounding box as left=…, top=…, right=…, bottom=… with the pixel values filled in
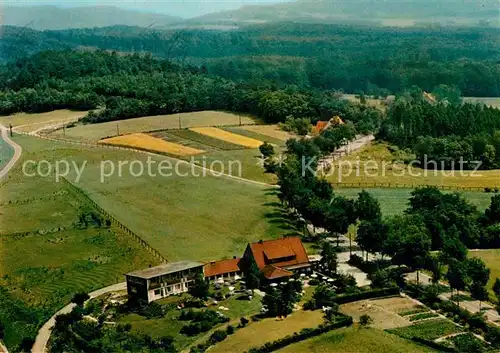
left=406, top=271, right=500, bottom=324
left=32, top=282, right=126, bottom=353
left=0, top=124, right=22, bottom=179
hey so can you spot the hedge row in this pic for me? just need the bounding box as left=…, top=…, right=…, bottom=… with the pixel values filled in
left=409, top=336, right=456, bottom=352
left=334, top=287, right=400, bottom=304
left=247, top=315, right=353, bottom=353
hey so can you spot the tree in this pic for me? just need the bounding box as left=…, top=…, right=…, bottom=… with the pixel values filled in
left=0, top=321, right=4, bottom=339
left=71, top=292, right=90, bottom=306
left=427, top=257, right=443, bottom=284
left=355, top=190, right=382, bottom=222
left=446, top=260, right=468, bottom=305
left=312, top=284, right=336, bottom=308
left=440, top=232, right=468, bottom=264
left=189, top=273, right=209, bottom=300
left=320, top=241, right=338, bottom=275
left=324, top=195, right=357, bottom=248
left=259, top=142, right=275, bottom=158
left=356, top=219, right=388, bottom=259
left=243, top=259, right=261, bottom=292
left=485, top=195, right=500, bottom=225
left=470, top=282, right=489, bottom=311
left=493, top=278, right=500, bottom=303
left=467, top=257, right=490, bottom=288
left=359, top=314, right=373, bottom=327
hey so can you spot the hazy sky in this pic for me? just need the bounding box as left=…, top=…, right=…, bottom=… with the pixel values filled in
left=6, top=0, right=291, bottom=18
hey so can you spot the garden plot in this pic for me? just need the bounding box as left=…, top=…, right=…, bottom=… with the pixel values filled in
left=340, top=296, right=419, bottom=329
left=190, top=127, right=263, bottom=148
left=99, top=133, right=204, bottom=156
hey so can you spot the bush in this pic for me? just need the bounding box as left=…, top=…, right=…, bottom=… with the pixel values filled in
left=71, top=292, right=90, bottom=306
left=359, top=314, right=373, bottom=326
left=209, top=330, right=227, bottom=345
left=240, top=317, right=249, bottom=327
left=226, top=325, right=235, bottom=335
left=308, top=278, right=320, bottom=286
left=303, top=299, right=316, bottom=311
left=485, top=187, right=492, bottom=193
left=334, top=287, right=399, bottom=304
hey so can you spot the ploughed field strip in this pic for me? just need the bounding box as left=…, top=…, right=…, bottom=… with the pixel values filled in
left=222, top=126, right=285, bottom=147
left=99, top=133, right=205, bottom=156
left=190, top=127, right=264, bottom=148
left=162, top=129, right=244, bottom=151
left=238, top=124, right=296, bottom=142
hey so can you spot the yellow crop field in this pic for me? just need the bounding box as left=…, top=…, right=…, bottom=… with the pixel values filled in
left=190, top=127, right=263, bottom=148
left=242, top=124, right=295, bottom=141
left=99, top=133, right=204, bottom=156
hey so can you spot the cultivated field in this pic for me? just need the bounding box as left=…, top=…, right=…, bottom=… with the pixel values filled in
left=340, top=296, right=416, bottom=329
left=212, top=310, right=324, bottom=353
left=50, top=111, right=256, bottom=142
left=326, top=142, right=500, bottom=189
left=0, top=110, right=88, bottom=129
left=277, top=327, right=436, bottom=353
left=190, top=127, right=263, bottom=148
left=237, top=124, right=295, bottom=142
left=387, top=319, right=463, bottom=341
left=99, top=133, right=205, bottom=156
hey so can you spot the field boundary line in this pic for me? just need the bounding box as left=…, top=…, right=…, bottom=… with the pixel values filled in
left=331, top=182, right=500, bottom=192
left=60, top=177, right=168, bottom=264
left=16, top=131, right=275, bottom=188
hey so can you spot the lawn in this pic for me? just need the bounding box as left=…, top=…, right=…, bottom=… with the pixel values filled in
left=325, top=142, right=500, bottom=189
left=5, top=133, right=295, bottom=262
left=277, top=327, right=436, bottom=353
left=0, top=110, right=88, bottom=129
left=469, top=249, right=500, bottom=297
left=212, top=310, right=324, bottom=353
left=335, top=188, right=492, bottom=217
left=387, top=319, right=463, bottom=341
left=50, top=111, right=256, bottom=142
left=119, top=295, right=261, bottom=350
left=0, top=131, right=14, bottom=171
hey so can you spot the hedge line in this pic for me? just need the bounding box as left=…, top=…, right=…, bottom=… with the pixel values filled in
left=334, top=287, right=400, bottom=304
left=246, top=315, right=353, bottom=353
left=410, top=336, right=456, bottom=352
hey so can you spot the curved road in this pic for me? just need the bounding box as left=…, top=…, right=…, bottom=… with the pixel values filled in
left=0, top=124, right=22, bottom=179
left=31, top=282, right=126, bottom=353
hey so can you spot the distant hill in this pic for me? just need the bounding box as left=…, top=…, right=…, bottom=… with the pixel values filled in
left=191, top=0, right=499, bottom=27
left=1, top=6, right=182, bottom=30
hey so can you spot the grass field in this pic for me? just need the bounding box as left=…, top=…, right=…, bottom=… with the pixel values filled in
left=277, top=327, right=436, bottom=353
left=190, top=127, right=263, bottom=148
left=2, top=134, right=292, bottom=262
left=335, top=188, right=493, bottom=217
left=99, top=133, right=205, bottom=156
left=469, top=249, right=500, bottom=297
left=326, top=142, right=500, bottom=189
left=0, top=110, right=88, bottom=129
left=0, top=134, right=156, bottom=349
left=50, top=111, right=256, bottom=142
left=0, top=133, right=14, bottom=171
left=212, top=310, right=324, bottom=353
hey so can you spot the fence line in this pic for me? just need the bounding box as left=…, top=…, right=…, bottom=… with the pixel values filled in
left=331, top=182, right=500, bottom=192
left=61, top=177, right=168, bottom=263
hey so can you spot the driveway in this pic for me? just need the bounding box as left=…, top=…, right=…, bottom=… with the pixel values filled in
left=32, top=282, right=126, bottom=353
left=0, top=124, right=22, bottom=179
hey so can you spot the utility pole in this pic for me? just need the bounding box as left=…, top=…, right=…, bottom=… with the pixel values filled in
left=178, top=114, right=181, bottom=129
left=239, top=113, right=241, bottom=126
left=63, top=124, right=66, bottom=136
left=116, top=123, right=120, bottom=136
left=9, top=124, right=12, bottom=137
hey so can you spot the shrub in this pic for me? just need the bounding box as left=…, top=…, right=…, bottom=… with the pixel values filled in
left=485, top=187, right=492, bottom=193
left=359, top=314, right=373, bottom=326
left=71, top=292, right=90, bottom=306
left=226, top=325, right=235, bottom=335
left=209, top=330, right=227, bottom=345
left=240, top=317, right=249, bottom=327
left=308, top=278, right=320, bottom=286
left=303, top=299, right=316, bottom=311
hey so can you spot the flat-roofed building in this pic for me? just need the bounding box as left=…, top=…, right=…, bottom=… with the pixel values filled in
left=126, top=261, right=204, bottom=303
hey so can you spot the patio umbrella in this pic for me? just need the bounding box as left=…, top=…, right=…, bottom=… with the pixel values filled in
left=234, top=275, right=241, bottom=280
left=217, top=278, right=224, bottom=284
left=300, top=273, right=306, bottom=277
left=270, top=283, right=278, bottom=287
left=328, top=278, right=334, bottom=282
left=311, top=274, right=318, bottom=278
left=228, top=286, right=235, bottom=291
left=322, top=277, right=328, bottom=281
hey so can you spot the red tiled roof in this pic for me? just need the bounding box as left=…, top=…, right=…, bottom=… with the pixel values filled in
left=248, top=237, right=309, bottom=270
left=261, top=265, right=293, bottom=280
left=204, top=258, right=241, bottom=277
left=314, top=121, right=329, bottom=134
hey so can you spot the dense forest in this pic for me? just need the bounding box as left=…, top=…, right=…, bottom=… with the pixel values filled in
left=0, top=50, right=381, bottom=135
left=1, top=23, right=499, bottom=96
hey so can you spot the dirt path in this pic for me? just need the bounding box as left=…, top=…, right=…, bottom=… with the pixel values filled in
left=318, top=134, right=374, bottom=172
left=31, top=282, right=126, bottom=353
left=0, top=340, right=9, bottom=353
left=0, top=124, right=22, bottom=179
